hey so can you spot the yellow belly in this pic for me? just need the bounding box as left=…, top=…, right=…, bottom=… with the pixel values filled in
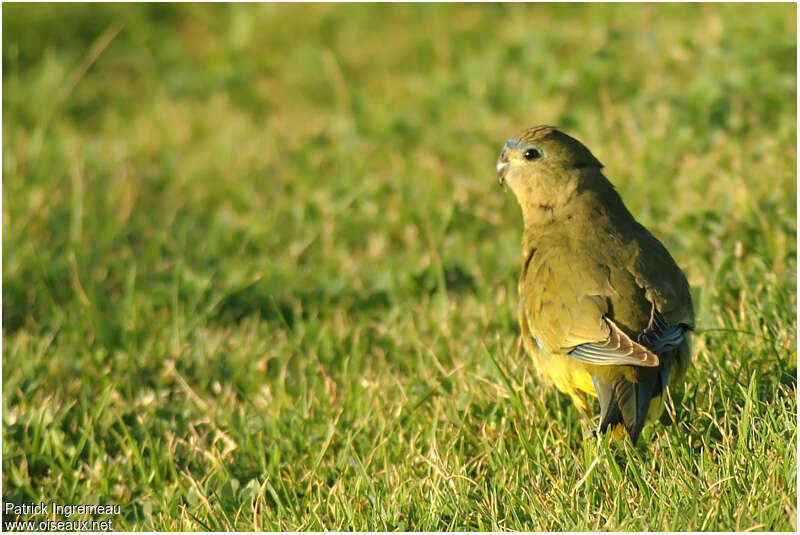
left=531, top=350, right=596, bottom=414
left=532, top=350, right=595, bottom=397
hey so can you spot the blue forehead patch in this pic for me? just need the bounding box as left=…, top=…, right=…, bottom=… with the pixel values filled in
left=504, top=137, right=530, bottom=150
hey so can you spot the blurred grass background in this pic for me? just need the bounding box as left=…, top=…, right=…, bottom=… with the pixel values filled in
left=2, top=3, right=796, bottom=531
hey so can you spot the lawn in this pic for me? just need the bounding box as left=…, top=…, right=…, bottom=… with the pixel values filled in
left=2, top=3, right=796, bottom=531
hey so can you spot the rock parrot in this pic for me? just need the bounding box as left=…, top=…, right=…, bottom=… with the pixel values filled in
left=497, top=125, right=694, bottom=444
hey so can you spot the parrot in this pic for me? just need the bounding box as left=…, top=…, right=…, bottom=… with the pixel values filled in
left=496, top=125, right=694, bottom=444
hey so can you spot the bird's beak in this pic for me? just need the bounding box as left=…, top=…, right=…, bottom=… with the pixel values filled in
left=496, top=148, right=510, bottom=186
left=496, top=162, right=509, bottom=186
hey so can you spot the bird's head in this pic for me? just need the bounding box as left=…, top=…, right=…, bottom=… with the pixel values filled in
left=496, top=126, right=604, bottom=211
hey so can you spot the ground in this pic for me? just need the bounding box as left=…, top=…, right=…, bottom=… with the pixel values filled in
left=2, top=3, right=796, bottom=530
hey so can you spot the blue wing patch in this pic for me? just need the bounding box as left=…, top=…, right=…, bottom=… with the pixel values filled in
left=638, top=312, right=687, bottom=354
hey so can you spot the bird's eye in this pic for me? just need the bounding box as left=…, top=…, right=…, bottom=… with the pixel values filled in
left=524, top=148, right=542, bottom=161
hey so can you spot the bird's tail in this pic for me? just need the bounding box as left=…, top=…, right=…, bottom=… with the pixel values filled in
left=592, top=365, right=670, bottom=444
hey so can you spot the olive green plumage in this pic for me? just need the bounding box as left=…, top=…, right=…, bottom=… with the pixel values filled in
left=497, top=125, right=694, bottom=444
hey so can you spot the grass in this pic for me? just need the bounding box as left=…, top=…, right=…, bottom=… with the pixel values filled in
left=2, top=3, right=796, bottom=531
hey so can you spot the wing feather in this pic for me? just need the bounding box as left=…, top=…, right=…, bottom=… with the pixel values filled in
left=569, top=317, right=659, bottom=367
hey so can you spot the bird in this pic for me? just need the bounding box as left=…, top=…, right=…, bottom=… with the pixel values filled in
left=497, top=125, right=694, bottom=444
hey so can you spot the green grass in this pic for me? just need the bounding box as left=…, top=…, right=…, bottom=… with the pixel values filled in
left=2, top=3, right=796, bottom=531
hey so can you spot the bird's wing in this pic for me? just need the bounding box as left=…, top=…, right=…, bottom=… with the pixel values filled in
left=521, top=243, right=660, bottom=368
left=569, top=317, right=660, bottom=367
left=565, top=263, right=691, bottom=366
left=637, top=309, right=688, bottom=353
left=614, top=223, right=694, bottom=359
left=629, top=222, right=696, bottom=331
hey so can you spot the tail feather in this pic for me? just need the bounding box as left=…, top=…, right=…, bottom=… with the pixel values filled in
left=590, top=351, right=677, bottom=444
left=591, top=371, right=662, bottom=445
left=613, top=378, right=654, bottom=444
left=592, top=377, right=623, bottom=433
